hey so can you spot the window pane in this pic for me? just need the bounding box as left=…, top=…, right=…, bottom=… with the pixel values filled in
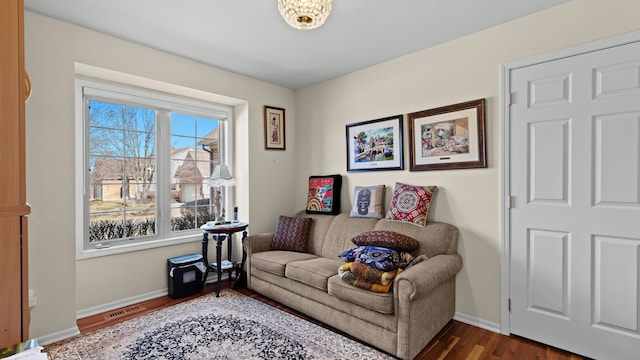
left=170, top=113, right=195, bottom=136
left=169, top=113, right=218, bottom=233
left=89, top=100, right=122, bottom=128
left=125, top=210, right=156, bottom=237
left=123, top=106, right=155, bottom=131
left=87, top=100, right=158, bottom=244
left=171, top=135, right=195, bottom=151
left=89, top=212, right=124, bottom=242
left=196, top=117, right=218, bottom=139
left=90, top=127, right=124, bottom=157
left=90, top=157, right=124, bottom=201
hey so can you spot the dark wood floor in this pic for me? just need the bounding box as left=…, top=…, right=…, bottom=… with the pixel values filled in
left=76, top=282, right=586, bottom=360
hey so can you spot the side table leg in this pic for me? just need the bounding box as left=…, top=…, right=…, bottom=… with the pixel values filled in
left=201, top=232, right=209, bottom=289
left=233, top=230, right=248, bottom=289
left=215, top=234, right=223, bottom=297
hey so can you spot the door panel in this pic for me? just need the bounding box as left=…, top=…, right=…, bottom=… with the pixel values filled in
left=510, top=40, right=640, bottom=360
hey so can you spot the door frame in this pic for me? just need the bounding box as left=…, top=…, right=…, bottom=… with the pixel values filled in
left=499, top=29, right=640, bottom=335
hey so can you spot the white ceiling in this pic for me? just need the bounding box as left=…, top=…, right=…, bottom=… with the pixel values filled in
left=24, top=0, right=569, bottom=89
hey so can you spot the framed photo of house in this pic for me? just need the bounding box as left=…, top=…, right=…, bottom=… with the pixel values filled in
left=264, top=105, right=286, bottom=150
left=408, top=98, right=486, bottom=171
left=346, top=114, right=404, bottom=172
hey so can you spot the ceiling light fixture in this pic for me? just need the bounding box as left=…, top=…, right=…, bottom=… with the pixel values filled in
left=277, top=0, right=333, bottom=30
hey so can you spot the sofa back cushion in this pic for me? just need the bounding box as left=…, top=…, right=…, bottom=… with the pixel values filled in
left=374, top=219, right=458, bottom=258
left=294, top=211, right=335, bottom=256
left=320, top=214, right=379, bottom=259
left=294, top=211, right=459, bottom=259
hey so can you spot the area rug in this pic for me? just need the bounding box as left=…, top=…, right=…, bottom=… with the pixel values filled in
left=45, top=289, right=395, bottom=359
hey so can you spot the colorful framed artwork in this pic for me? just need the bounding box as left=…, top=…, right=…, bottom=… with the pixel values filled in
left=264, top=105, right=286, bottom=150
left=408, top=98, right=486, bottom=171
left=345, top=114, right=404, bottom=172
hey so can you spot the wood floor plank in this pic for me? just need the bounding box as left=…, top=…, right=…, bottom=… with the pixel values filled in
left=73, top=283, right=587, bottom=359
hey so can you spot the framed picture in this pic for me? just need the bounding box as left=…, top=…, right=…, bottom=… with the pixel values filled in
left=264, top=105, right=286, bottom=150
left=346, top=114, right=404, bottom=172
left=408, top=98, right=486, bottom=171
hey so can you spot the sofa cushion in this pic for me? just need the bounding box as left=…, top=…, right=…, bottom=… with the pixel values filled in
left=386, top=182, right=437, bottom=227
left=327, top=275, right=394, bottom=314
left=252, top=250, right=318, bottom=277
left=271, top=215, right=313, bottom=252
left=349, top=185, right=385, bottom=219
left=352, top=230, right=420, bottom=251
left=285, top=257, right=344, bottom=291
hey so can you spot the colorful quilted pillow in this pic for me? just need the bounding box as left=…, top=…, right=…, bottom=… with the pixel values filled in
left=351, top=230, right=420, bottom=251
left=271, top=216, right=313, bottom=253
left=338, top=246, right=413, bottom=271
left=385, top=182, right=437, bottom=227
left=349, top=185, right=385, bottom=219
left=306, top=175, right=342, bottom=215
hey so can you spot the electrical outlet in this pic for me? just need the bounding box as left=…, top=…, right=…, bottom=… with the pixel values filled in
left=28, top=289, right=37, bottom=308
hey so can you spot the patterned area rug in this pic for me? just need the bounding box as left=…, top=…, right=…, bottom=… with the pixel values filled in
left=45, top=289, right=395, bottom=359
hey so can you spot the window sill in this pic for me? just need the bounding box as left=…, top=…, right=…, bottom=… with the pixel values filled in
left=76, top=232, right=202, bottom=260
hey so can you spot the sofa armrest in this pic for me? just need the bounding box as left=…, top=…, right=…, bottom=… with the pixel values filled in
left=244, top=232, right=275, bottom=255
left=395, top=253, right=462, bottom=301
left=394, top=253, right=462, bottom=359
left=243, top=232, right=274, bottom=290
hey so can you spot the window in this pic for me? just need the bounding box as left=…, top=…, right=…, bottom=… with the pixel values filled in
left=76, top=80, right=233, bottom=258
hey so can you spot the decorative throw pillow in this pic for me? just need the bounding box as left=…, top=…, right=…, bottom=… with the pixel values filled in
left=306, top=175, right=342, bottom=215
left=351, top=230, right=420, bottom=252
left=349, top=185, right=385, bottom=219
left=385, top=182, right=438, bottom=227
left=271, top=216, right=313, bottom=252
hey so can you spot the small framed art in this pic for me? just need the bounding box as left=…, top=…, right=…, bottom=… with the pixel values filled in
left=346, top=114, right=404, bottom=172
left=408, top=98, right=486, bottom=171
left=264, top=105, right=286, bottom=150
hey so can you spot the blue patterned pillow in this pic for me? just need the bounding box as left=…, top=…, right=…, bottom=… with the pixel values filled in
left=338, top=246, right=406, bottom=271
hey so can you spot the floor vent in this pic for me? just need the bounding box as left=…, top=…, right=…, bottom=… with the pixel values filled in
left=104, top=304, right=146, bottom=320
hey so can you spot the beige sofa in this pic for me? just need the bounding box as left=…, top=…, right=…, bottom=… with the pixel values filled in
left=244, top=211, right=462, bottom=360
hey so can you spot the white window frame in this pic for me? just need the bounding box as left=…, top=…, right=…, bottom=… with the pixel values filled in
left=75, top=78, right=234, bottom=259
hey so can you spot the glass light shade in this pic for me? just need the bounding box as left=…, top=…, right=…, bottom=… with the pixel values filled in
left=278, top=0, right=332, bottom=30
left=208, top=165, right=236, bottom=187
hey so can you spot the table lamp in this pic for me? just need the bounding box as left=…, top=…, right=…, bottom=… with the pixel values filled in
left=208, top=164, right=236, bottom=223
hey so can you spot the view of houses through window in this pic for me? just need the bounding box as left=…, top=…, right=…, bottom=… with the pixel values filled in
left=84, top=88, right=227, bottom=249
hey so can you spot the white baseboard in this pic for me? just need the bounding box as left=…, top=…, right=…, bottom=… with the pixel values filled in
left=39, top=326, right=80, bottom=346
left=76, top=272, right=227, bottom=319
left=453, top=312, right=501, bottom=333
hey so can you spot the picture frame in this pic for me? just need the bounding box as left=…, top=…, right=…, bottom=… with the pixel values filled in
left=346, top=114, right=404, bottom=172
left=408, top=98, right=486, bottom=171
left=264, top=105, right=286, bottom=150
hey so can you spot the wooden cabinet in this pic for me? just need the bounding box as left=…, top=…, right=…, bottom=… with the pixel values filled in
left=0, top=0, right=31, bottom=348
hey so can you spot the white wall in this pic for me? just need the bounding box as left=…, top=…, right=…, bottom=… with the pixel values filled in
left=24, top=12, right=297, bottom=339
left=295, top=0, right=640, bottom=326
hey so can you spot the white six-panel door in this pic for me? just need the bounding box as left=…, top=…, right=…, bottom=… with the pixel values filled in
left=509, top=40, right=640, bottom=360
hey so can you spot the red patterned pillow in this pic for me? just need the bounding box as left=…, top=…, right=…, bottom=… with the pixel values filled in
left=351, top=230, right=420, bottom=251
left=385, top=182, right=437, bottom=227
left=306, top=175, right=342, bottom=215
left=271, top=216, right=313, bottom=252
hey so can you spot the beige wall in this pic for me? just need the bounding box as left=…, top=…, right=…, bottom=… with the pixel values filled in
left=24, top=12, right=297, bottom=339
left=295, top=0, right=640, bottom=325
left=24, top=0, right=640, bottom=342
